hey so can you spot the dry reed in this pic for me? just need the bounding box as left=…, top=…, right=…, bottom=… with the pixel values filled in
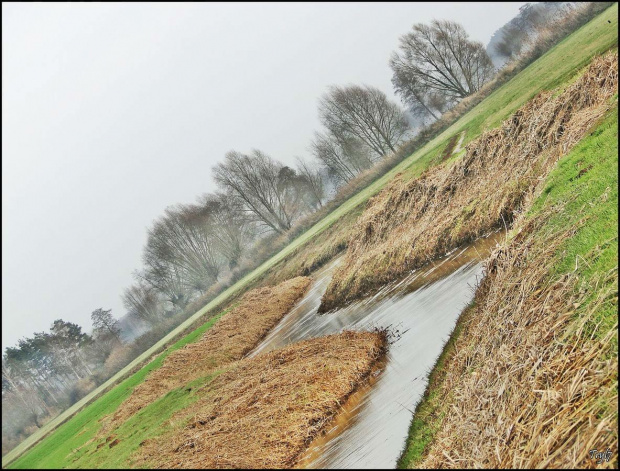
left=319, top=53, right=618, bottom=312
left=418, top=202, right=617, bottom=468
left=133, top=331, right=387, bottom=469
left=101, top=276, right=311, bottom=433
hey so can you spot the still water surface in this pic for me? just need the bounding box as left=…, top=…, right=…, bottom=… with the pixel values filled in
left=249, top=231, right=505, bottom=469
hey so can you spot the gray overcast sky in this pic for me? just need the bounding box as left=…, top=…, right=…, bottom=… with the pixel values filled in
left=2, top=2, right=526, bottom=350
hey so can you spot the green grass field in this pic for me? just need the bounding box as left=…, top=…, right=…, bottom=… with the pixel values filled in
left=4, top=3, right=617, bottom=468
left=397, top=103, right=619, bottom=469
left=4, top=309, right=228, bottom=469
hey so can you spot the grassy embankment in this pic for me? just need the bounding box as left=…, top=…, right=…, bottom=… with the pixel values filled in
left=102, top=276, right=311, bottom=433
left=133, top=331, right=386, bottom=469
left=319, top=50, right=618, bottom=311
left=399, top=103, right=618, bottom=469
left=4, top=4, right=617, bottom=468
left=6, top=277, right=311, bottom=469
left=54, top=331, right=387, bottom=469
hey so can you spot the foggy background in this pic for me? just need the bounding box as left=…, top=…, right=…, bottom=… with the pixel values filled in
left=2, top=2, right=526, bottom=350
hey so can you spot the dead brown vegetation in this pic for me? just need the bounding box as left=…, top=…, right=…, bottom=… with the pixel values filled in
left=133, top=331, right=387, bottom=469
left=439, top=134, right=459, bottom=162
left=319, top=53, right=618, bottom=312
left=418, top=204, right=618, bottom=468
left=103, top=276, right=311, bottom=431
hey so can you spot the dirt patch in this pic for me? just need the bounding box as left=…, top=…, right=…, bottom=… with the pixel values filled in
left=452, top=130, right=466, bottom=155
left=108, top=439, right=120, bottom=449
left=438, top=133, right=459, bottom=162
left=103, top=276, right=311, bottom=432
left=417, top=204, right=617, bottom=468
left=319, top=53, right=618, bottom=312
left=132, top=331, right=387, bottom=469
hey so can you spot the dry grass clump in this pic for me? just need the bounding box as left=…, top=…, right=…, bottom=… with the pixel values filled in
left=319, top=53, right=618, bottom=312
left=104, top=276, right=311, bottom=431
left=418, top=206, right=618, bottom=468
left=133, top=331, right=387, bottom=469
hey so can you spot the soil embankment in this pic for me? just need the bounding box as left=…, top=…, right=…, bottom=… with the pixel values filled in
left=416, top=203, right=617, bottom=468
left=133, top=331, right=387, bottom=469
left=103, top=276, right=311, bottom=431
left=319, top=53, right=618, bottom=312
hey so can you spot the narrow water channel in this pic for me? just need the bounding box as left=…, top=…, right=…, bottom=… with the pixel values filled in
left=249, top=230, right=506, bottom=469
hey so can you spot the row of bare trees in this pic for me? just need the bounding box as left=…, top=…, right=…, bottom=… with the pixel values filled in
left=118, top=11, right=595, bottom=342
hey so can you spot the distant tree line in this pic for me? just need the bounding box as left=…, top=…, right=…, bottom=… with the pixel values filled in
left=3, top=3, right=600, bottom=456
left=2, top=311, right=120, bottom=450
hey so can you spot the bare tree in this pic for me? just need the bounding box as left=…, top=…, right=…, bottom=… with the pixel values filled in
left=196, top=192, right=255, bottom=269
left=140, top=204, right=225, bottom=306
left=2, top=358, right=48, bottom=428
left=295, top=157, right=326, bottom=209
left=122, top=281, right=163, bottom=324
left=390, top=19, right=495, bottom=120
left=390, top=64, right=448, bottom=121
left=310, top=131, right=374, bottom=186
left=318, top=84, right=410, bottom=159
left=212, top=150, right=312, bottom=234
left=90, top=308, right=122, bottom=352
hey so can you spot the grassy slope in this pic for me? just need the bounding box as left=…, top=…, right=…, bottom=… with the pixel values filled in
left=63, top=372, right=222, bottom=469
left=5, top=309, right=228, bottom=469
left=398, top=105, right=618, bottom=468
left=3, top=4, right=617, bottom=468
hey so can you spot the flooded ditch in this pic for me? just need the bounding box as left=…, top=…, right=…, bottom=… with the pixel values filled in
left=248, top=230, right=506, bottom=468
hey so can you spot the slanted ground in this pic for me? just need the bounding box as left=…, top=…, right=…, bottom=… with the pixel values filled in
left=399, top=104, right=618, bottom=469
left=132, top=331, right=386, bottom=469
left=101, top=276, right=311, bottom=433
left=62, top=332, right=387, bottom=469
left=4, top=4, right=617, bottom=468
left=320, top=52, right=618, bottom=311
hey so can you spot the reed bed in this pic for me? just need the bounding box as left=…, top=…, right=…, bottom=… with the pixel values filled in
left=102, top=276, right=311, bottom=432
left=133, top=331, right=387, bottom=469
left=418, top=202, right=617, bottom=468
left=319, top=53, right=618, bottom=312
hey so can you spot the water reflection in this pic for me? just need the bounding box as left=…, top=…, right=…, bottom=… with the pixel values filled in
left=249, top=231, right=505, bottom=469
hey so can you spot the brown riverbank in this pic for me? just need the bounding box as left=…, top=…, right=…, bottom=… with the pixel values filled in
left=319, top=53, right=618, bottom=312
left=133, top=331, right=387, bottom=468
left=101, top=276, right=312, bottom=432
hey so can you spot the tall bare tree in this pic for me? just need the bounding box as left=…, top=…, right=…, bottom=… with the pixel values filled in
left=196, top=192, right=255, bottom=269
left=212, top=150, right=312, bottom=234
left=390, top=19, right=495, bottom=120
left=318, top=85, right=410, bottom=159
left=140, top=204, right=225, bottom=306
left=122, top=281, right=163, bottom=324
left=310, top=131, right=374, bottom=186
left=295, top=157, right=326, bottom=209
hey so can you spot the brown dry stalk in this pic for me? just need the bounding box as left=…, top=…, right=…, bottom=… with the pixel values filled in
left=319, top=53, right=618, bottom=312
left=132, top=331, right=387, bottom=469
left=418, top=206, right=617, bottom=468
left=101, top=276, right=311, bottom=433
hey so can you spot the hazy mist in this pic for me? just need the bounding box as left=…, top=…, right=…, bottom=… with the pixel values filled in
left=2, top=2, right=526, bottom=350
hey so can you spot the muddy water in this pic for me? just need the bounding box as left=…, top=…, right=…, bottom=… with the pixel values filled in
left=249, top=231, right=506, bottom=469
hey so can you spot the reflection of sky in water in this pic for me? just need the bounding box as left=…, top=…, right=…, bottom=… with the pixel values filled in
left=248, top=231, right=504, bottom=469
